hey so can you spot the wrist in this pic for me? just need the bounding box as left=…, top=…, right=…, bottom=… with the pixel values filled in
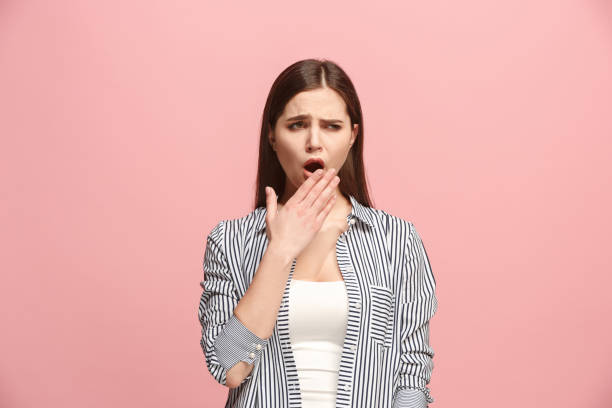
left=265, top=241, right=295, bottom=265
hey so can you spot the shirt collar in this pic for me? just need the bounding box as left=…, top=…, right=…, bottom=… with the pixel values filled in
left=255, top=194, right=376, bottom=234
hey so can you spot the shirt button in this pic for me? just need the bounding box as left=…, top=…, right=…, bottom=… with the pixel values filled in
left=249, top=352, right=255, bottom=359
left=343, top=384, right=351, bottom=391
left=349, top=218, right=356, bottom=225
left=349, top=345, right=357, bottom=351
left=255, top=344, right=262, bottom=350
left=354, top=301, right=361, bottom=309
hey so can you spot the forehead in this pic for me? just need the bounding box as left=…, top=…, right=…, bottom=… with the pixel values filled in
left=282, top=88, right=348, bottom=118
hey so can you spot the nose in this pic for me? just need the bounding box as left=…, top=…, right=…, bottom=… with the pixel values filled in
left=306, top=127, right=322, bottom=152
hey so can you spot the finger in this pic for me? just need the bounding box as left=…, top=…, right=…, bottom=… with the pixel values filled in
left=265, top=186, right=277, bottom=222
left=290, top=168, right=325, bottom=205
left=314, top=193, right=336, bottom=226
left=312, top=174, right=340, bottom=214
left=302, top=168, right=337, bottom=209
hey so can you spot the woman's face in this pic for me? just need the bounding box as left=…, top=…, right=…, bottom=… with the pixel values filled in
left=269, top=86, right=358, bottom=203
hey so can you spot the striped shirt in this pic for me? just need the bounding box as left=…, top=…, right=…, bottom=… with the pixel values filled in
left=198, top=194, right=438, bottom=407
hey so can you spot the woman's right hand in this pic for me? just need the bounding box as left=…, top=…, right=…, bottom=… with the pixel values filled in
left=264, top=168, right=340, bottom=260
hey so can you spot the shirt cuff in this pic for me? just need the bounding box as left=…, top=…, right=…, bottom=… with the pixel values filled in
left=213, top=313, right=270, bottom=371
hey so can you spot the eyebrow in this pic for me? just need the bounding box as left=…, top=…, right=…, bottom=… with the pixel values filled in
left=285, top=114, right=344, bottom=124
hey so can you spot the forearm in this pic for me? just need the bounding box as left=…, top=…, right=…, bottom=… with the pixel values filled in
left=221, top=242, right=293, bottom=387
left=233, top=242, right=294, bottom=339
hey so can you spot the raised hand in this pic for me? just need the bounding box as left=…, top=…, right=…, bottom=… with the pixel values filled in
left=264, top=168, right=340, bottom=259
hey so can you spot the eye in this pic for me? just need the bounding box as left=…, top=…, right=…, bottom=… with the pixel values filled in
left=289, top=121, right=305, bottom=130
left=288, top=122, right=341, bottom=130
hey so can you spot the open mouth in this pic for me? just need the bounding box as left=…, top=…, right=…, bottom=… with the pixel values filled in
left=304, top=161, right=324, bottom=173
left=303, top=158, right=325, bottom=178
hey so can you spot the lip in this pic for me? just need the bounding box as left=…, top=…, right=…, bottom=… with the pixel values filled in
left=303, top=157, right=325, bottom=169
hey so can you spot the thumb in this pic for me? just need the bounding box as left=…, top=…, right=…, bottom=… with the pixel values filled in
left=265, top=186, right=277, bottom=220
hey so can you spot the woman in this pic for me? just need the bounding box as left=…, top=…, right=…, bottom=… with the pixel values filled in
left=198, top=59, right=438, bottom=407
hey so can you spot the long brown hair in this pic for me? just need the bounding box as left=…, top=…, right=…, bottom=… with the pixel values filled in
left=253, top=58, right=374, bottom=210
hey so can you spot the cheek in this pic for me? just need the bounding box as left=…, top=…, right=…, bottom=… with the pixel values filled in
left=330, top=145, right=350, bottom=166
left=275, top=145, right=300, bottom=173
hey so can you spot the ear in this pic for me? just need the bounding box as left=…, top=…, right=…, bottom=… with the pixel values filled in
left=268, top=128, right=276, bottom=151
left=349, top=123, right=358, bottom=148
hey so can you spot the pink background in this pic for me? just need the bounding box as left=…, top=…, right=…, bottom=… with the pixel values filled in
left=1, top=0, right=611, bottom=407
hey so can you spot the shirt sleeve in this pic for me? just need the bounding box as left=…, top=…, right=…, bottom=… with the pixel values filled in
left=394, top=388, right=431, bottom=407
left=197, top=220, right=270, bottom=387
left=393, top=222, right=438, bottom=407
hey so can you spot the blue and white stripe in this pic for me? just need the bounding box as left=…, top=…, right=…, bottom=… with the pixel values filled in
left=198, top=194, right=438, bottom=407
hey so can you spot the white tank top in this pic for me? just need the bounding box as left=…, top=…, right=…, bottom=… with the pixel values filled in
left=288, top=278, right=349, bottom=407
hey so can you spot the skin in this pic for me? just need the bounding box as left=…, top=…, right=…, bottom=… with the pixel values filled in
left=226, top=85, right=359, bottom=388
left=268, top=85, right=359, bottom=237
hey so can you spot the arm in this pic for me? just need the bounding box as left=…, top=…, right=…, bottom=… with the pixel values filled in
left=198, top=220, right=294, bottom=388
left=393, top=222, right=438, bottom=407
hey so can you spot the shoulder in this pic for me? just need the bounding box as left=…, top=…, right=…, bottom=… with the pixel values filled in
left=365, top=206, right=428, bottom=257
left=367, top=206, right=415, bottom=237
left=206, top=206, right=266, bottom=242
